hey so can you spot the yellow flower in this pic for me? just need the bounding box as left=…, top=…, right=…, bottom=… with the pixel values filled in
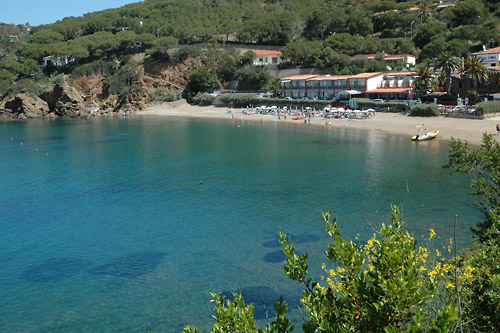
left=429, top=228, right=436, bottom=240
left=463, top=266, right=474, bottom=279
left=436, top=249, right=441, bottom=257
left=322, top=263, right=326, bottom=270
left=446, top=282, right=455, bottom=289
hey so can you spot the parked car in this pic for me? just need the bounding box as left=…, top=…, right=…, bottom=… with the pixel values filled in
left=373, top=99, right=384, bottom=103
left=467, top=105, right=477, bottom=114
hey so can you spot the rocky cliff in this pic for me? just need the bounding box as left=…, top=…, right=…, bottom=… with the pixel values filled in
left=0, top=57, right=191, bottom=120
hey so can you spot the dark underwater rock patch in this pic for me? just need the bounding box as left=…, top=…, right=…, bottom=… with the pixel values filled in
left=89, top=251, right=165, bottom=278
left=23, top=258, right=91, bottom=283
left=263, top=250, right=287, bottom=263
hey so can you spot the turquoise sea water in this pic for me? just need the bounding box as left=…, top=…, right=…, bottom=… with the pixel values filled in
left=0, top=116, right=480, bottom=332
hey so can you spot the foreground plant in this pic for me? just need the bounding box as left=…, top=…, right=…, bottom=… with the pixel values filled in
left=281, top=206, right=456, bottom=332
left=445, top=133, right=500, bottom=331
left=186, top=206, right=457, bottom=332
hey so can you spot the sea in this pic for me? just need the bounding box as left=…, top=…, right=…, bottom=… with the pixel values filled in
left=0, top=115, right=481, bottom=332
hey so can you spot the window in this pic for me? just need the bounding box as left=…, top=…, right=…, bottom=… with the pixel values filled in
left=259, top=58, right=264, bottom=62
left=272, top=57, right=278, bottom=64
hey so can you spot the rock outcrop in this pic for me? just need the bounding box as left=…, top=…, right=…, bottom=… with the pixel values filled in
left=39, top=83, right=89, bottom=118
left=2, top=93, right=50, bottom=119
left=113, top=89, right=149, bottom=114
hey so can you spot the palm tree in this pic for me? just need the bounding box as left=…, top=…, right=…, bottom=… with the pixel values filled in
left=435, top=51, right=460, bottom=94
left=265, top=78, right=282, bottom=97
left=414, top=63, right=435, bottom=96
left=463, top=56, right=489, bottom=90
left=488, top=71, right=500, bottom=87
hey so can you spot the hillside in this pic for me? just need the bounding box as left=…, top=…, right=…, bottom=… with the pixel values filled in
left=1, top=0, right=499, bottom=118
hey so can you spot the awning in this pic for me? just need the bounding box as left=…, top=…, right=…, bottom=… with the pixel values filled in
left=365, top=88, right=410, bottom=93
left=339, top=90, right=363, bottom=95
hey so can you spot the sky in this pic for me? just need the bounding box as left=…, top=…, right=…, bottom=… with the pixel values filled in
left=0, top=0, right=143, bottom=26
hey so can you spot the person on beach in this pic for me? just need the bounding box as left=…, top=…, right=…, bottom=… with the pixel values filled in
left=497, top=124, right=500, bottom=135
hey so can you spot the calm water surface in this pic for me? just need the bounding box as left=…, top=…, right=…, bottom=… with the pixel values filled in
left=0, top=116, right=480, bottom=331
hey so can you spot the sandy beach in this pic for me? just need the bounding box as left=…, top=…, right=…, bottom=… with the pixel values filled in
left=137, top=100, right=500, bottom=146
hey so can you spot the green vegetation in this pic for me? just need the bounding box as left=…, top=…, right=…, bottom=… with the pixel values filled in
left=217, top=94, right=336, bottom=108
left=410, top=104, right=440, bottom=117
left=150, top=87, right=182, bottom=102
left=192, top=92, right=216, bottom=105
left=1, top=0, right=500, bottom=102
left=185, top=207, right=459, bottom=331
left=357, top=98, right=406, bottom=110
left=445, top=134, right=500, bottom=331
left=475, top=101, right=500, bottom=115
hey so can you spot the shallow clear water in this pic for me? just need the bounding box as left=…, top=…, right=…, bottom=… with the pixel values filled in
left=0, top=116, right=480, bottom=331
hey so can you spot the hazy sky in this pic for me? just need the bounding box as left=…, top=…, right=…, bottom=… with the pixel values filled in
left=0, top=0, right=143, bottom=26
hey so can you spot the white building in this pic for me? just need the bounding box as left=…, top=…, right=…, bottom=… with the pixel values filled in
left=472, top=46, right=500, bottom=68
left=280, top=73, right=384, bottom=100
left=280, top=71, right=416, bottom=101
left=366, top=72, right=416, bottom=101
left=253, top=50, right=283, bottom=66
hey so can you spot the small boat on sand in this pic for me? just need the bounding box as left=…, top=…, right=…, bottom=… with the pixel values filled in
left=292, top=115, right=307, bottom=120
left=411, top=130, right=439, bottom=141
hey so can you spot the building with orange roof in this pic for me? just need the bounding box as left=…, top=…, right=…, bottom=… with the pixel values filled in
left=365, top=72, right=416, bottom=100
left=280, top=71, right=418, bottom=101
left=280, top=73, right=384, bottom=100
left=253, top=50, right=283, bottom=66
left=472, top=47, right=500, bottom=68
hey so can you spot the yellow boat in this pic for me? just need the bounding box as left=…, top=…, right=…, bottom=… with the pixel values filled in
left=411, top=130, right=439, bottom=141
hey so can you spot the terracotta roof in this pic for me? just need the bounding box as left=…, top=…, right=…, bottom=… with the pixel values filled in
left=352, top=72, right=383, bottom=78
left=472, top=47, right=500, bottom=55
left=307, top=75, right=350, bottom=81
left=366, top=88, right=411, bottom=93
left=255, top=50, right=282, bottom=56
left=306, top=73, right=382, bottom=81
left=385, top=71, right=416, bottom=76
left=281, top=75, right=318, bottom=80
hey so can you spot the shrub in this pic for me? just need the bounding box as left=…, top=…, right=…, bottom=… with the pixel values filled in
left=357, top=98, right=406, bottom=110
left=192, top=92, right=216, bottom=105
left=172, top=46, right=202, bottom=63
left=476, top=101, right=500, bottom=115
left=410, top=104, right=440, bottom=117
left=218, top=94, right=337, bottom=108
left=150, top=87, right=182, bottom=102
left=185, top=207, right=458, bottom=332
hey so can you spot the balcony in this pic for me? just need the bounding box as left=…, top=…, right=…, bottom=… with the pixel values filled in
left=377, top=80, right=412, bottom=88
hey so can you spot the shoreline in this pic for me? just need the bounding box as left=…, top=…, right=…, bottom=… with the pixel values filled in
left=137, top=100, right=500, bottom=146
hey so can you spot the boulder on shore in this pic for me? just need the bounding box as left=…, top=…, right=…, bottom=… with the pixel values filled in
left=39, top=84, right=89, bottom=118
left=2, top=93, right=50, bottom=119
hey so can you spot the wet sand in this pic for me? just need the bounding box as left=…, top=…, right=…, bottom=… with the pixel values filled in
left=138, top=100, right=500, bottom=146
